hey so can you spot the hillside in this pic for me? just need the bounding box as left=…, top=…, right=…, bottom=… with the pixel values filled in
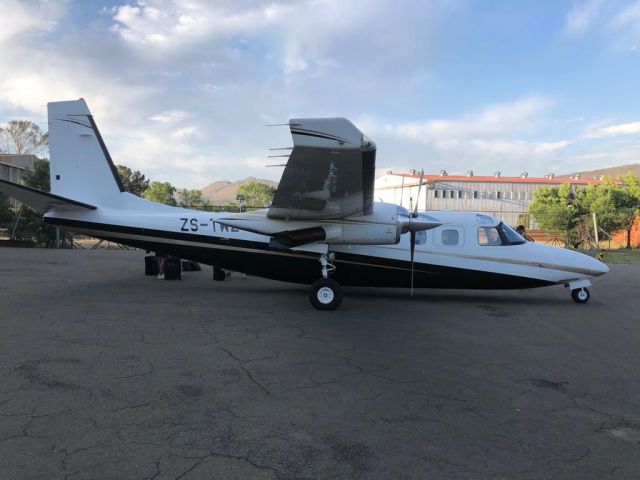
left=199, top=177, right=278, bottom=205
left=559, top=163, right=640, bottom=180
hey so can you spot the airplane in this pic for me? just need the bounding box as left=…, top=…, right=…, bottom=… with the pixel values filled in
left=0, top=99, right=609, bottom=310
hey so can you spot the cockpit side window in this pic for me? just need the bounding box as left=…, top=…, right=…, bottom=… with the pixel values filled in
left=478, top=227, right=502, bottom=246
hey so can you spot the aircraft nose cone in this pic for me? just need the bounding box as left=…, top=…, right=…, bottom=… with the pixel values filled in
left=593, top=257, right=609, bottom=276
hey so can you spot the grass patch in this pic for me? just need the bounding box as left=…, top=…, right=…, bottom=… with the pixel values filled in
left=599, top=250, right=640, bottom=264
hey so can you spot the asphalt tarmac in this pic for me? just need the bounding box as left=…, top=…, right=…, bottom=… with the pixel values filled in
left=0, top=248, right=639, bottom=480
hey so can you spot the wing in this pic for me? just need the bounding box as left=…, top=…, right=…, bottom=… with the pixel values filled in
left=267, top=118, right=376, bottom=220
left=0, top=179, right=96, bottom=212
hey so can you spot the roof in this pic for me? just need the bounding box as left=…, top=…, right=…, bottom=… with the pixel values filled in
left=0, top=154, right=37, bottom=170
left=387, top=172, right=605, bottom=186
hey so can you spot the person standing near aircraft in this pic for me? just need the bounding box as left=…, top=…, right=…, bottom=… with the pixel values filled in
left=516, top=225, right=535, bottom=242
left=156, top=252, right=166, bottom=279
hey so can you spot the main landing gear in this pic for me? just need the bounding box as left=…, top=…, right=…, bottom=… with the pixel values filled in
left=309, top=252, right=343, bottom=310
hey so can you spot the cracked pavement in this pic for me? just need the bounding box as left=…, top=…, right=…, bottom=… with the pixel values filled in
left=0, top=248, right=639, bottom=479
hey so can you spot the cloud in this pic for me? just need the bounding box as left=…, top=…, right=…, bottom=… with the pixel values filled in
left=0, top=0, right=67, bottom=45
left=355, top=98, right=580, bottom=176
left=564, top=0, right=640, bottom=51
left=564, top=0, right=604, bottom=35
left=585, top=121, right=640, bottom=138
left=110, top=0, right=287, bottom=51
left=149, top=110, right=189, bottom=124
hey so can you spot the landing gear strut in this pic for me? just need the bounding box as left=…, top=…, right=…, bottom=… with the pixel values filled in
left=309, top=253, right=342, bottom=310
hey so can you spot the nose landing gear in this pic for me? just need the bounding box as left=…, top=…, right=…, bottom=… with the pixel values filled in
left=571, top=287, right=590, bottom=304
left=566, top=279, right=591, bottom=304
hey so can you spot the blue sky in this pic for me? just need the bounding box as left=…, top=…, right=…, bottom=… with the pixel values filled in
left=0, top=0, right=639, bottom=188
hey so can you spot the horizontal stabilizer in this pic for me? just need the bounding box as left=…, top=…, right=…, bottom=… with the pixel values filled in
left=0, top=179, right=97, bottom=212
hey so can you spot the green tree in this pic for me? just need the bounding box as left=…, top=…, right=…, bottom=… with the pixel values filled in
left=0, top=193, right=12, bottom=232
left=620, top=172, right=640, bottom=248
left=236, top=181, right=276, bottom=208
left=21, top=158, right=50, bottom=191
left=0, top=120, right=48, bottom=155
left=530, top=183, right=584, bottom=247
left=581, top=179, right=637, bottom=247
left=11, top=159, right=57, bottom=245
left=177, top=189, right=210, bottom=209
left=117, top=164, right=150, bottom=196
left=143, top=181, right=177, bottom=206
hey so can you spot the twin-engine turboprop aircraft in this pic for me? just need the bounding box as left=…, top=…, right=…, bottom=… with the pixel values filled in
left=0, top=99, right=608, bottom=309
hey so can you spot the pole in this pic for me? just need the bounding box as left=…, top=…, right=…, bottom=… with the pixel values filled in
left=55, top=227, right=60, bottom=249
left=592, top=212, right=599, bottom=249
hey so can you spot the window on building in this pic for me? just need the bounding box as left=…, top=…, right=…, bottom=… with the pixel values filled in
left=473, top=191, right=479, bottom=199
left=442, top=229, right=460, bottom=245
left=496, top=191, right=502, bottom=199
left=458, top=190, right=463, bottom=199
left=434, top=190, right=440, bottom=199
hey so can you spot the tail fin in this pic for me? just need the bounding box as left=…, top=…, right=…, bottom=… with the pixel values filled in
left=48, top=99, right=125, bottom=206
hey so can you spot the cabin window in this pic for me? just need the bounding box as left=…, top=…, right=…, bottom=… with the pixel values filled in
left=477, top=227, right=503, bottom=246
left=442, top=229, right=459, bottom=245
left=415, top=230, right=427, bottom=245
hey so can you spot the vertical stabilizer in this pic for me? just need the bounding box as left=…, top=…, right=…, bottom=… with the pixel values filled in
left=48, top=99, right=125, bottom=206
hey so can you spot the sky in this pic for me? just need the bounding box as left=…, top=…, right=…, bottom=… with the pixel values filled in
left=0, top=0, right=639, bottom=189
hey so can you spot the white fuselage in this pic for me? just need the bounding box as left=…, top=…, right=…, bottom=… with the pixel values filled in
left=44, top=199, right=608, bottom=290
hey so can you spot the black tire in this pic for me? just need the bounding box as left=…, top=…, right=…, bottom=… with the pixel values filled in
left=213, top=266, right=226, bottom=281
left=309, top=278, right=343, bottom=310
left=571, top=287, right=590, bottom=304
left=164, top=257, right=182, bottom=280
left=144, top=255, right=158, bottom=276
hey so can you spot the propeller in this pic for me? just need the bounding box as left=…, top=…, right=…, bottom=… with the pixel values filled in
left=397, top=170, right=441, bottom=296
left=410, top=170, right=424, bottom=296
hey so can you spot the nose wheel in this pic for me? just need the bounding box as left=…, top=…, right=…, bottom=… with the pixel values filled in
left=571, top=287, right=590, bottom=304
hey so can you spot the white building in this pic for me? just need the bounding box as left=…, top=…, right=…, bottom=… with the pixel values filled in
left=0, top=154, right=36, bottom=184
left=375, top=170, right=604, bottom=228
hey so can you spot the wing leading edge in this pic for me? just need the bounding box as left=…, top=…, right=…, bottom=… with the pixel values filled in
left=267, top=118, right=376, bottom=220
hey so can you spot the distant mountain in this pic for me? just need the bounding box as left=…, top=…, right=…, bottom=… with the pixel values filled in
left=200, top=176, right=278, bottom=205
left=559, top=163, right=640, bottom=180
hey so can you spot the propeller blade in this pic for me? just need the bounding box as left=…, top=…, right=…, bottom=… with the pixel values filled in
left=412, top=169, right=424, bottom=218
left=410, top=230, right=416, bottom=297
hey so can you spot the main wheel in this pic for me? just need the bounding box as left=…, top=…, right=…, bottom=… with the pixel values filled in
left=213, top=266, right=226, bottom=281
left=309, top=278, right=343, bottom=310
left=571, top=287, right=590, bottom=304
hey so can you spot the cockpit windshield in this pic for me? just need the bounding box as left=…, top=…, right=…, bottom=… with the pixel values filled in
left=500, top=222, right=526, bottom=245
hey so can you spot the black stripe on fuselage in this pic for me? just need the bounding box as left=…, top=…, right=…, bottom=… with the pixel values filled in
left=45, top=217, right=555, bottom=290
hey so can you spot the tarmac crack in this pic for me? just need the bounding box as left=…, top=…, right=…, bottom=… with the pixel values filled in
left=218, top=347, right=276, bottom=396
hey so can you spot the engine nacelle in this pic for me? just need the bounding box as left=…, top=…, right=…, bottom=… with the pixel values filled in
left=322, top=202, right=401, bottom=245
